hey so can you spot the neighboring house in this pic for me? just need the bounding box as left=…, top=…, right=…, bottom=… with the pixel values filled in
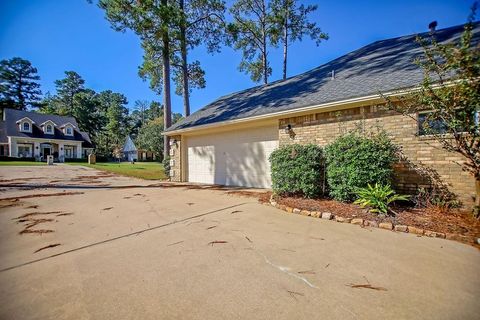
left=165, top=22, right=479, bottom=205
left=122, top=135, right=157, bottom=162
left=0, top=108, right=94, bottom=161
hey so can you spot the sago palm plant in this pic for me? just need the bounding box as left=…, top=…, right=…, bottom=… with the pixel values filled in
left=354, top=183, right=409, bottom=215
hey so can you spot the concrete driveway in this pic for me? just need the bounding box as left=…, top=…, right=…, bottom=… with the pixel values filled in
left=0, top=165, right=479, bottom=319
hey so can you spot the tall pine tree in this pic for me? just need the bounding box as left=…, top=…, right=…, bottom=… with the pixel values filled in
left=0, top=57, right=42, bottom=110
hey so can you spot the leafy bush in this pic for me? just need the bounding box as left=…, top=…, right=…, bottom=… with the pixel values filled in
left=269, top=144, right=325, bottom=198
left=325, top=130, right=398, bottom=202
left=354, top=183, right=409, bottom=214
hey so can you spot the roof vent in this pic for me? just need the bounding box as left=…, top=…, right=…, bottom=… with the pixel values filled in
left=331, top=70, right=335, bottom=80
left=428, top=21, right=438, bottom=33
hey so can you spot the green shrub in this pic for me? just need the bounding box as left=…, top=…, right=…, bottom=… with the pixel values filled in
left=325, top=131, right=398, bottom=202
left=354, top=183, right=409, bottom=215
left=269, top=144, right=325, bottom=198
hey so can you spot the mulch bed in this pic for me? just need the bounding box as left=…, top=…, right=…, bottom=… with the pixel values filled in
left=252, top=193, right=480, bottom=246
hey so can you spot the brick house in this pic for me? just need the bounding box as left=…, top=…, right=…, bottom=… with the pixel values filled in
left=165, top=22, right=479, bottom=206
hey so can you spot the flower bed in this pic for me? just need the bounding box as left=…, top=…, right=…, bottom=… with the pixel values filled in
left=261, top=194, right=480, bottom=247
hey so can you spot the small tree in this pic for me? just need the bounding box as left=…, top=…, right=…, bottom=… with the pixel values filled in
left=385, top=7, right=480, bottom=215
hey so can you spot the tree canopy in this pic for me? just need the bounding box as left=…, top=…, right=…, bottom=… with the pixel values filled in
left=0, top=57, right=42, bottom=110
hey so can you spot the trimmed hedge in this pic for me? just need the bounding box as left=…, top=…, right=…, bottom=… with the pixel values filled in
left=325, top=131, right=398, bottom=202
left=0, top=156, right=36, bottom=162
left=64, top=158, right=88, bottom=163
left=269, top=144, right=325, bottom=198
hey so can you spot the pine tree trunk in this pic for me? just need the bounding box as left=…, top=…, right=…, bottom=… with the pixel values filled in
left=282, top=2, right=288, bottom=80
left=179, top=0, right=190, bottom=117
left=262, top=0, right=268, bottom=84
left=474, top=178, right=480, bottom=218
left=161, top=2, right=172, bottom=160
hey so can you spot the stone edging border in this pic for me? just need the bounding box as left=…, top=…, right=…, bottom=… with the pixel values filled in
left=267, top=198, right=478, bottom=244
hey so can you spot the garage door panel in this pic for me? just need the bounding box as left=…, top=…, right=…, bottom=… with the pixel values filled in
left=186, top=125, right=278, bottom=188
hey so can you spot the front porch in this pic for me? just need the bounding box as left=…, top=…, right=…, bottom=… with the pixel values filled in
left=8, top=137, right=83, bottom=162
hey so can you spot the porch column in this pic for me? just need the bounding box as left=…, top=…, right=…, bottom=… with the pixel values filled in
left=58, top=143, right=65, bottom=162
left=33, top=142, right=40, bottom=160
left=76, top=143, right=82, bottom=159
left=9, top=137, right=17, bottom=157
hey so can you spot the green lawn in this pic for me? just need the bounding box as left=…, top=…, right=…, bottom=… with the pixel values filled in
left=0, top=161, right=47, bottom=166
left=71, top=162, right=167, bottom=180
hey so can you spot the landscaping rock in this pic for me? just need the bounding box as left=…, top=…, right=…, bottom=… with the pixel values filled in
left=435, top=232, right=446, bottom=239
left=379, top=222, right=393, bottom=230
left=408, top=226, right=424, bottom=235
left=351, top=218, right=363, bottom=225
left=293, top=208, right=301, bottom=214
left=446, top=233, right=463, bottom=241
left=477, top=238, right=480, bottom=245
left=321, top=212, right=333, bottom=220
left=336, top=216, right=352, bottom=223
left=286, top=207, right=293, bottom=213
left=313, top=212, right=321, bottom=218
left=364, top=220, right=378, bottom=228
left=278, top=204, right=286, bottom=211
left=394, top=225, right=408, bottom=232
left=270, top=201, right=277, bottom=207
left=424, top=230, right=445, bottom=238
left=300, top=210, right=310, bottom=216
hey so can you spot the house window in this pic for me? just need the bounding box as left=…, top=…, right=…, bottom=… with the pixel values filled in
left=46, top=124, right=53, bottom=134
left=65, top=147, right=73, bottom=158
left=65, top=126, right=73, bottom=136
left=418, top=110, right=478, bottom=136
left=17, top=144, right=32, bottom=158
left=418, top=112, right=448, bottom=136
left=22, top=122, right=30, bottom=132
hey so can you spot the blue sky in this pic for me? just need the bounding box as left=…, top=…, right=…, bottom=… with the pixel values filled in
left=0, top=0, right=474, bottom=115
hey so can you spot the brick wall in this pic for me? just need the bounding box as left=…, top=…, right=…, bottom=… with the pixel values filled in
left=169, top=135, right=182, bottom=182
left=278, top=105, right=475, bottom=206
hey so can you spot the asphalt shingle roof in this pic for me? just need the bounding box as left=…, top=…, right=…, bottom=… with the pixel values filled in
left=167, top=22, right=480, bottom=132
left=0, top=108, right=93, bottom=147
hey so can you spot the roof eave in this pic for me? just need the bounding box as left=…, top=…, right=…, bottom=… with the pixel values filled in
left=164, top=90, right=406, bottom=136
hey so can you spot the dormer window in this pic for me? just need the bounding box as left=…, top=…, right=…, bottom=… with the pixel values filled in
left=60, top=122, right=76, bottom=136
left=63, top=125, right=74, bottom=136
left=40, top=120, right=57, bottom=134
left=17, top=117, right=34, bottom=133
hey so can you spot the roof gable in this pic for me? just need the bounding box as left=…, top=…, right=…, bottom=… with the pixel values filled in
left=15, top=117, right=35, bottom=124
left=40, top=120, right=57, bottom=127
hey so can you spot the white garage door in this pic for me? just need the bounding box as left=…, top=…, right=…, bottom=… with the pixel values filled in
left=186, top=125, right=278, bottom=188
